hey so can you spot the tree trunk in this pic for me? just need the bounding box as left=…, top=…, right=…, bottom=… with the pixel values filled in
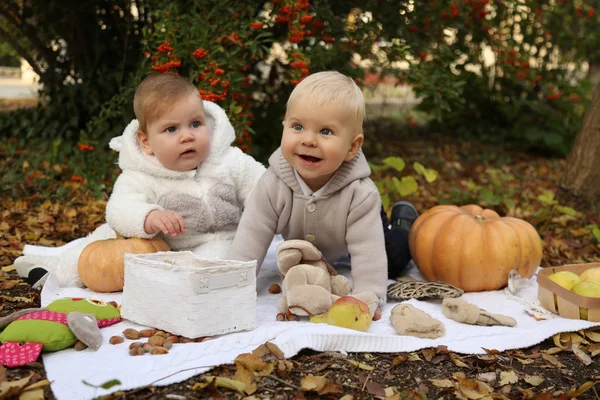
left=557, top=85, right=600, bottom=212
left=589, top=61, right=600, bottom=87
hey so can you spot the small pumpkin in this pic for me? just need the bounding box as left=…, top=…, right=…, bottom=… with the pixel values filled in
left=78, top=233, right=169, bottom=292
left=408, top=204, right=543, bottom=292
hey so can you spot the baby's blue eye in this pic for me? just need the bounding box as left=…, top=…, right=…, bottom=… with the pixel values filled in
left=292, top=124, right=303, bottom=131
left=191, top=121, right=201, bottom=128
left=320, top=128, right=332, bottom=136
left=166, top=126, right=177, bottom=133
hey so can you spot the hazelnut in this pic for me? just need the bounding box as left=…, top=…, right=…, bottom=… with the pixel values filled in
left=122, top=328, right=141, bottom=340
left=109, top=336, right=124, bottom=345
left=269, top=283, right=282, bottom=294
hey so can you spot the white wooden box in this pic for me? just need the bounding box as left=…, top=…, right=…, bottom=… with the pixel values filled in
left=121, top=251, right=257, bottom=338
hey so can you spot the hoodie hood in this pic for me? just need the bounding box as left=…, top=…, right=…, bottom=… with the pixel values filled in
left=109, top=100, right=236, bottom=179
left=268, top=147, right=372, bottom=197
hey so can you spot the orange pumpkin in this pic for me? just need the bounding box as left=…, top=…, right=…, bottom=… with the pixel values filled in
left=408, top=204, right=543, bottom=292
left=78, top=234, right=170, bottom=292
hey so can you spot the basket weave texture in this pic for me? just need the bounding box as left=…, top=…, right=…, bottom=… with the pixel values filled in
left=387, top=279, right=464, bottom=301
left=122, top=251, right=257, bottom=338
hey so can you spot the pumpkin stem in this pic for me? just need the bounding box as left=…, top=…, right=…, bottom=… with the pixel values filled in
left=473, top=215, right=486, bottom=222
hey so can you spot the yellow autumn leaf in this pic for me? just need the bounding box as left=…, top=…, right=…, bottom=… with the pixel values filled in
left=524, top=375, right=544, bottom=386
left=234, top=353, right=267, bottom=372
left=300, top=374, right=328, bottom=392
left=499, top=370, right=519, bottom=386
left=0, top=296, right=34, bottom=304
left=264, top=341, right=284, bottom=359
left=567, top=381, right=596, bottom=397
left=0, top=374, right=32, bottom=398
left=546, top=347, right=563, bottom=355
left=0, top=265, right=15, bottom=272
left=584, top=330, right=600, bottom=342
left=429, top=378, right=454, bottom=388
left=516, top=357, right=536, bottom=364
left=347, top=360, right=374, bottom=370
left=559, top=332, right=586, bottom=346
left=196, top=376, right=245, bottom=393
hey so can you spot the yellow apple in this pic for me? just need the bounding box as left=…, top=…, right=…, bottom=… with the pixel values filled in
left=548, top=271, right=580, bottom=290
left=571, top=281, right=600, bottom=297
left=548, top=271, right=581, bottom=310
left=310, top=296, right=372, bottom=332
left=579, top=267, right=600, bottom=286
left=571, top=281, right=600, bottom=320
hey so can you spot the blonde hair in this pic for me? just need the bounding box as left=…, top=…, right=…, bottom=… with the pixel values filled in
left=133, top=74, right=200, bottom=131
left=286, top=71, right=365, bottom=133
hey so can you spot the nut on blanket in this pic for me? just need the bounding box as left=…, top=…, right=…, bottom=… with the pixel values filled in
left=390, top=304, right=445, bottom=339
left=442, top=297, right=517, bottom=327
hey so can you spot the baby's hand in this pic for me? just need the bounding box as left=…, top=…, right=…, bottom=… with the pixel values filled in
left=144, top=210, right=185, bottom=236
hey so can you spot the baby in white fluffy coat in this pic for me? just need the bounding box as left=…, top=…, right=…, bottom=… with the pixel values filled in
left=15, top=74, right=265, bottom=287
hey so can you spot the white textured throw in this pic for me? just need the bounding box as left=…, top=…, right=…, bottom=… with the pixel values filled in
left=31, top=236, right=599, bottom=400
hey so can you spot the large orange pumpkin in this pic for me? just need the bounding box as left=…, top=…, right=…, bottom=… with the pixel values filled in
left=78, top=234, right=170, bottom=292
left=408, top=204, right=543, bottom=292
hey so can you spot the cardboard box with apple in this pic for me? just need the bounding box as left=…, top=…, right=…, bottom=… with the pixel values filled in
left=537, top=262, right=600, bottom=321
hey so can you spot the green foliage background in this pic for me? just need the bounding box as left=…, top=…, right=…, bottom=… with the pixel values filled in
left=0, top=0, right=598, bottom=197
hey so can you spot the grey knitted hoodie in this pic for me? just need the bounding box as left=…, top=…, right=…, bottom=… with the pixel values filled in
left=228, top=147, right=387, bottom=305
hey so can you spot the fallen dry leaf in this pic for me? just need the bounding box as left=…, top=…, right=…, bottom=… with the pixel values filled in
left=0, top=295, right=33, bottom=303
left=300, top=374, right=328, bottom=392
left=455, top=377, right=492, bottom=399
left=449, top=353, right=468, bottom=368
left=571, top=343, right=592, bottom=365
left=546, top=347, right=563, bottom=355
left=277, top=359, right=294, bottom=376
left=421, top=348, right=435, bottom=362
left=18, top=379, right=50, bottom=400
left=0, top=280, right=21, bottom=290
left=193, top=376, right=245, bottom=393
left=516, top=357, right=536, bottom=364
left=476, top=372, right=496, bottom=383
left=357, top=371, right=385, bottom=397
left=264, top=342, right=284, bottom=359
left=567, top=381, right=596, bottom=397
left=429, top=378, right=454, bottom=388
left=499, top=370, right=519, bottom=386
left=541, top=353, right=566, bottom=368
left=524, top=375, right=544, bottom=386
left=234, top=353, right=268, bottom=372
left=390, top=355, right=408, bottom=368
left=0, top=373, right=32, bottom=399
left=347, top=360, right=374, bottom=370
left=584, top=330, right=600, bottom=342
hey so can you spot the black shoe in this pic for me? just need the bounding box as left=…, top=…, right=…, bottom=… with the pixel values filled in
left=390, top=201, right=419, bottom=232
left=26, top=267, right=48, bottom=286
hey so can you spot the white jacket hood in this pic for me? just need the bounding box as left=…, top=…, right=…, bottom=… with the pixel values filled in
left=108, top=100, right=236, bottom=179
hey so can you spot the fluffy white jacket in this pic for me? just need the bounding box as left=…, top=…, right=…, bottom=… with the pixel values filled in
left=15, top=101, right=265, bottom=288
left=105, top=100, right=266, bottom=251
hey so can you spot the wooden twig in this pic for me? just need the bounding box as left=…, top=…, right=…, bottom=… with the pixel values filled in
left=263, top=374, right=299, bottom=390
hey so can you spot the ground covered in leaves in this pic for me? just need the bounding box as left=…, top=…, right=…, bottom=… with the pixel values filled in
left=1, top=121, right=599, bottom=399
